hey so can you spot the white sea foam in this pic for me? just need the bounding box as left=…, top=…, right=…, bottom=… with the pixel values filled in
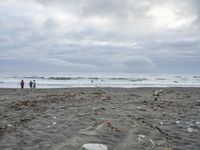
left=0, top=72, right=200, bottom=88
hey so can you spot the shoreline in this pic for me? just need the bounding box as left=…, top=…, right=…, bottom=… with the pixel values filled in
left=0, top=87, right=200, bottom=149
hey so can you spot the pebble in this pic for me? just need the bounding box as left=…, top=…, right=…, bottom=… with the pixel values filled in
left=176, top=121, right=180, bottom=124
left=81, top=143, right=108, bottom=150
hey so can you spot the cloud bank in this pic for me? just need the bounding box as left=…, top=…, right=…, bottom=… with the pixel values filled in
left=0, top=0, right=200, bottom=73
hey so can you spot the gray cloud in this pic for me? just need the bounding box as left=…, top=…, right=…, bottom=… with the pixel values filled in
left=0, top=0, right=200, bottom=73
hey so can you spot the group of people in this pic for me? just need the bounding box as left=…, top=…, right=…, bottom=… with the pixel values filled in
left=20, top=80, right=36, bottom=90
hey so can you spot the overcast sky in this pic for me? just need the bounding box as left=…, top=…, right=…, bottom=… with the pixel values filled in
left=0, top=0, right=200, bottom=73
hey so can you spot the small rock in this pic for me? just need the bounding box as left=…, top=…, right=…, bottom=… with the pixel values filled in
left=81, top=143, right=108, bottom=150
left=176, top=120, right=180, bottom=124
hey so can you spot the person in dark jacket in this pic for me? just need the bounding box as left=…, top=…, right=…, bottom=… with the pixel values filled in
left=20, top=80, right=24, bottom=90
left=33, top=80, right=36, bottom=89
left=29, top=80, right=33, bottom=89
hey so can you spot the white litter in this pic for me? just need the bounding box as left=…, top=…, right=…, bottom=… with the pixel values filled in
left=154, top=89, right=163, bottom=96
left=81, top=143, right=108, bottom=150
left=7, top=124, right=12, bottom=127
left=176, top=121, right=180, bottom=124
left=138, top=135, right=145, bottom=143
left=138, top=136, right=143, bottom=143
left=160, top=122, right=163, bottom=125
left=150, top=139, right=155, bottom=147
left=187, top=127, right=194, bottom=133
left=52, top=122, right=57, bottom=125
left=138, top=135, right=145, bottom=138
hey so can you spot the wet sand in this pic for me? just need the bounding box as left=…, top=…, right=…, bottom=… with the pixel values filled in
left=0, top=88, right=200, bottom=150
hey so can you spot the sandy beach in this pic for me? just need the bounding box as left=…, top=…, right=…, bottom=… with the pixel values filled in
left=0, top=87, right=200, bottom=150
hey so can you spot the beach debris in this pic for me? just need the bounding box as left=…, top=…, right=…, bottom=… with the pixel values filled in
left=139, top=135, right=145, bottom=138
left=7, top=124, right=12, bottom=127
left=176, top=120, right=180, bottom=124
left=100, top=96, right=111, bottom=101
left=138, top=135, right=145, bottom=143
left=196, top=122, right=200, bottom=124
left=52, top=122, right=57, bottom=125
left=195, top=100, right=200, bottom=106
left=137, top=106, right=146, bottom=111
left=187, top=127, right=194, bottom=133
left=79, top=113, right=90, bottom=117
left=53, top=116, right=57, bottom=119
left=138, top=136, right=143, bottom=143
left=154, top=89, right=164, bottom=96
left=81, top=143, right=108, bottom=150
left=100, top=120, right=121, bottom=132
left=47, top=125, right=50, bottom=128
left=160, top=122, right=163, bottom=125
left=149, top=138, right=155, bottom=147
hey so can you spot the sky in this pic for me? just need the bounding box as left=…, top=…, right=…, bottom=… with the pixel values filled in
left=0, top=0, right=200, bottom=73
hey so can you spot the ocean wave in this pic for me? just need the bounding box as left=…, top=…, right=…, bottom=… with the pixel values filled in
left=47, top=77, right=84, bottom=80
left=131, top=78, right=148, bottom=82
left=155, top=78, right=166, bottom=80
left=175, top=76, right=182, bottom=78
left=11, top=76, right=45, bottom=79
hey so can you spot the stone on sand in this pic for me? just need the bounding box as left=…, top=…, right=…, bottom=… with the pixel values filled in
left=80, top=143, right=108, bottom=150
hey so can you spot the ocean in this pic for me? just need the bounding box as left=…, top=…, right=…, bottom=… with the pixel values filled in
left=0, top=72, right=200, bottom=88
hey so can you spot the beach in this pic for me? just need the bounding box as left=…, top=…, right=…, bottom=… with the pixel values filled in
left=0, top=87, right=200, bottom=150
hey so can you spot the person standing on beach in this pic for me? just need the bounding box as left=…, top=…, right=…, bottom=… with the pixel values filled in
left=33, top=80, right=36, bottom=89
left=20, top=80, right=24, bottom=90
left=29, top=80, right=33, bottom=89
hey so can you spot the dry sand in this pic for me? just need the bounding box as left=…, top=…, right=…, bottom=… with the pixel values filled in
left=0, top=88, right=200, bottom=150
